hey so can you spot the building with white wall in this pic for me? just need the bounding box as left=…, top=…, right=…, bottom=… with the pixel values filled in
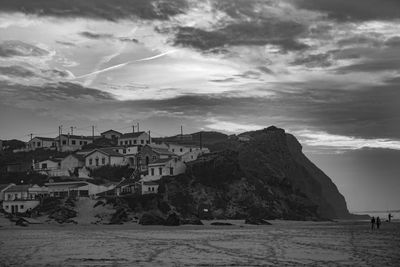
left=101, top=130, right=123, bottom=140
left=84, top=148, right=126, bottom=169
left=45, top=181, right=114, bottom=198
left=27, top=137, right=56, bottom=151
left=0, top=183, right=15, bottom=201
left=142, top=158, right=186, bottom=182
left=118, top=131, right=151, bottom=146
left=2, top=185, right=40, bottom=214
left=55, top=134, right=94, bottom=152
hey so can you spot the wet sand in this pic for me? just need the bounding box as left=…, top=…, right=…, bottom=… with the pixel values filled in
left=0, top=220, right=399, bottom=266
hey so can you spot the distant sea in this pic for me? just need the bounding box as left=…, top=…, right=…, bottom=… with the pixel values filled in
left=351, top=210, right=400, bottom=221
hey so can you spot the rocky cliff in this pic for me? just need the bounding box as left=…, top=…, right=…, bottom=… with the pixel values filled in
left=158, top=126, right=353, bottom=220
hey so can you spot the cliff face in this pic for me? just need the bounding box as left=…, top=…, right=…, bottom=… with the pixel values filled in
left=158, top=126, right=351, bottom=220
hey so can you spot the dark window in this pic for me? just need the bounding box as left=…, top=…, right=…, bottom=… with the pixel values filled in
left=146, top=140, right=150, bottom=144
left=152, top=155, right=156, bottom=161
left=84, top=141, right=87, bottom=145
left=123, top=149, right=126, bottom=154
left=41, top=163, right=47, bottom=169
left=37, top=142, right=41, bottom=147
left=95, top=158, right=99, bottom=166
left=134, top=140, right=137, bottom=144
left=71, top=140, right=76, bottom=145
left=151, top=168, right=154, bottom=175
left=170, top=167, right=173, bottom=175
left=101, top=158, right=105, bottom=164
left=79, top=141, right=82, bottom=145
left=129, top=140, right=132, bottom=145
left=120, top=141, right=123, bottom=145
left=89, top=158, right=93, bottom=165
left=159, top=168, right=162, bottom=175
left=141, top=140, right=144, bottom=144
left=190, top=148, right=192, bottom=152
left=20, top=205, right=24, bottom=209
left=5, top=205, right=8, bottom=209
left=62, top=140, right=67, bottom=145
left=180, top=148, right=183, bottom=152
left=172, top=149, right=175, bottom=152
left=125, top=141, right=128, bottom=145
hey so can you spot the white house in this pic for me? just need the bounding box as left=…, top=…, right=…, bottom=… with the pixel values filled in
left=2, top=185, right=40, bottom=214
left=33, top=158, right=67, bottom=176
left=141, top=181, right=159, bottom=195
left=27, top=137, right=56, bottom=151
left=0, top=183, right=15, bottom=201
left=142, top=158, right=186, bottom=182
left=167, top=143, right=210, bottom=163
left=118, top=131, right=151, bottom=146
left=84, top=148, right=126, bottom=169
left=45, top=181, right=114, bottom=198
left=28, top=185, right=49, bottom=199
left=60, top=154, right=85, bottom=172
left=101, top=130, right=122, bottom=140
left=55, top=134, right=94, bottom=152
left=113, top=146, right=140, bottom=167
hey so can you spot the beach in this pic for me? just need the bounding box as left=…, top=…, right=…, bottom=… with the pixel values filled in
left=0, top=220, right=399, bottom=266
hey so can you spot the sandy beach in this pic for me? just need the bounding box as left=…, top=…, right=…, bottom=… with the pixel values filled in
left=0, top=220, right=399, bottom=266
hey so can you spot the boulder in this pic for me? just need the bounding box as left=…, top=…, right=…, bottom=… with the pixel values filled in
left=49, top=207, right=77, bottom=224
left=164, top=213, right=180, bottom=226
left=245, top=217, right=272, bottom=225
left=15, top=218, right=29, bottom=227
left=139, top=212, right=166, bottom=225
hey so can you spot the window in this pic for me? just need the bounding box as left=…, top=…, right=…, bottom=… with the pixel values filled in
left=123, top=149, right=126, bottom=154
left=80, top=141, right=82, bottom=145
left=41, top=163, right=47, bottom=169
left=120, top=141, right=123, bottom=145
left=191, top=156, right=194, bottom=159
left=37, top=142, right=41, bottom=147
left=159, top=168, right=162, bottom=175
left=89, top=158, right=93, bottom=165
left=7, top=194, right=11, bottom=200
left=151, top=168, right=154, bottom=175
left=111, top=135, right=115, bottom=139
left=84, top=141, right=88, bottom=145
left=5, top=205, right=8, bottom=210
left=180, top=148, right=183, bottom=152
left=190, top=148, right=192, bottom=152
left=62, top=140, right=67, bottom=145
left=172, top=149, right=175, bottom=152
left=133, top=140, right=137, bottom=144
left=146, top=140, right=150, bottom=144
left=101, top=158, right=105, bottom=164
left=95, top=158, right=99, bottom=166
left=152, top=155, right=157, bottom=161
left=125, top=141, right=128, bottom=145
left=170, top=167, right=174, bottom=175
left=71, top=140, right=76, bottom=145
left=129, top=140, right=132, bottom=145
left=15, top=194, right=18, bottom=199
left=141, top=140, right=144, bottom=144
left=20, top=205, right=24, bottom=209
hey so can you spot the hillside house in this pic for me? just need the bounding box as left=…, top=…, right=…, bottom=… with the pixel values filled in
left=27, top=137, right=56, bottom=151
left=60, top=154, right=85, bottom=172
left=28, top=185, right=49, bottom=199
left=141, top=181, right=159, bottom=195
left=142, top=158, right=186, bottom=182
left=101, top=130, right=122, bottom=140
left=2, top=185, right=40, bottom=214
left=113, top=146, right=140, bottom=168
left=0, top=183, right=15, bottom=201
left=84, top=148, right=126, bottom=169
left=114, top=178, right=140, bottom=196
left=139, top=144, right=177, bottom=170
left=118, top=131, right=151, bottom=146
left=33, top=158, right=66, bottom=176
left=45, top=181, right=114, bottom=198
left=167, top=143, right=210, bottom=163
left=55, top=134, right=94, bottom=152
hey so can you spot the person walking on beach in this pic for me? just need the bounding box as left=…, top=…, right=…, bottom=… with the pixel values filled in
left=388, top=213, right=392, bottom=222
left=376, top=217, right=381, bottom=229
left=371, top=216, right=375, bottom=230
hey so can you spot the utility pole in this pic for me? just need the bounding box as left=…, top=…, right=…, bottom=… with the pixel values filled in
left=180, top=125, right=183, bottom=137
left=200, top=131, right=202, bottom=149
left=132, top=124, right=135, bottom=133
left=148, top=130, right=151, bottom=144
left=58, top=125, right=63, bottom=152
left=29, top=133, right=33, bottom=141
left=70, top=126, right=75, bottom=135
left=137, top=123, right=140, bottom=132
left=92, top=125, right=95, bottom=141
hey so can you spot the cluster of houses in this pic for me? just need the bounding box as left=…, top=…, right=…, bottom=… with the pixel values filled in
left=1, top=129, right=210, bottom=214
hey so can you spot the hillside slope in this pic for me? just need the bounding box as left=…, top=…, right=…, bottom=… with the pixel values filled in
left=159, top=126, right=352, bottom=220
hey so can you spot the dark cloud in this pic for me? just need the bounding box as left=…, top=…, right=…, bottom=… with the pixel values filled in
left=56, top=40, right=76, bottom=47
left=335, top=59, right=400, bottom=73
left=293, top=0, right=400, bottom=21
left=174, top=20, right=308, bottom=52
left=384, top=36, right=400, bottom=47
left=337, top=35, right=382, bottom=48
left=257, top=66, right=274, bottom=74
left=292, top=53, right=332, bottom=68
left=0, top=0, right=189, bottom=20
left=0, top=40, right=49, bottom=58
left=209, top=78, right=236, bottom=83
left=0, top=65, right=36, bottom=77
left=0, top=81, right=114, bottom=102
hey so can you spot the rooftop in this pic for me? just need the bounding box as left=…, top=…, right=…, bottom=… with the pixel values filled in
left=101, top=129, right=122, bottom=135
left=32, top=137, right=55, bottom=142
left=120, top=131, right=146, bottom=139
left=5, top=184, right=31, bottom=193
left=149, top=158, right=173, bottom=165
left=85, top=148, right=124, bottom=157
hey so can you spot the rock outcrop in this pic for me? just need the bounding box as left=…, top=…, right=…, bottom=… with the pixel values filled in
left=158, top=126, right=353, bottom=220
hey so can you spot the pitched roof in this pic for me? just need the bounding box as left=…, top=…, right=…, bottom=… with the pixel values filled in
left=85, top=148, right=124, bottom=157
left=58, top=134, right=94, bottom=140
left=0, top=183, right=14, bottom=191
left=5, top=184, right=30, bottom=193
left=120, top=131, right=146, bottom=139
left=149, top=158, right=173, bottom=166
left=101, top=129, right=122, bottom=135
left=63, top=154, right=85, bottom=162
left=143, top=181, right=159, bottom=186
left=33, top=137, right=55, bottom=142
left=151, top=147, right=176, bottom=156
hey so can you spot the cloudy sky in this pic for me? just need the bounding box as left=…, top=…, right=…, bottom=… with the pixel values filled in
left=0, top=0, right=399, bottom=212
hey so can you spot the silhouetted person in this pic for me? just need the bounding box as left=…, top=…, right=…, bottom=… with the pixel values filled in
left=388, top=213, right=392, bottom=222
left=371, top=216, right=375, bottom=230
left=376, top=216, right=381, bottom=229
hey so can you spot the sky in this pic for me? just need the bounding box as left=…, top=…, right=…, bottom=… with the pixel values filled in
left=0, top=0, right=399, bottom=212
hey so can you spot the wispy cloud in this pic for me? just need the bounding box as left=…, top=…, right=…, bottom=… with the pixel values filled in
left=297, top=130, right=400, bottom=150
left=205, top=118, right=264, bottom=133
